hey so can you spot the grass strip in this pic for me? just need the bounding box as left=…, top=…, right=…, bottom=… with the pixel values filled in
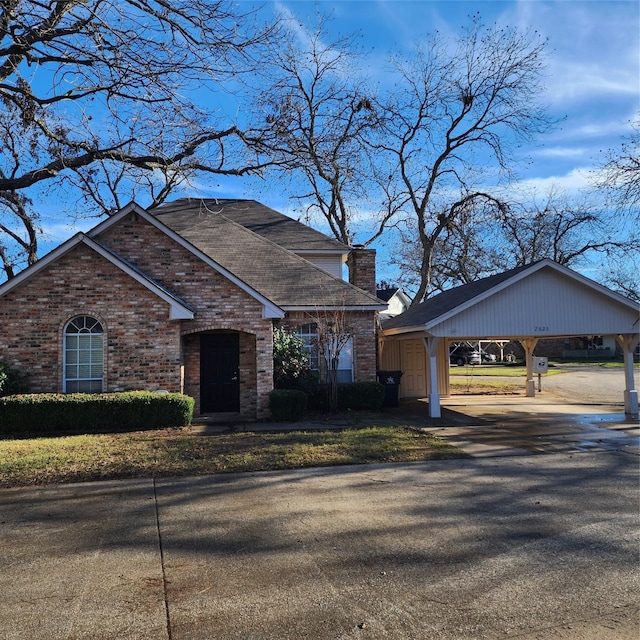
left=0, top=426, right=468, bottom=489
left=449, top=366, right=566, bottom=377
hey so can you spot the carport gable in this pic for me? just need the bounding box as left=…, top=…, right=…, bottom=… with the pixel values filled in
left=381, top=259, right=640, bottom=418
left=425, top=260, right=639, bottom=340
left=384, top=260, right=639, bottom=340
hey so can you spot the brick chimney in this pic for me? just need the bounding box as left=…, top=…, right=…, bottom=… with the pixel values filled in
left=347, top=245, right=377, bottom=296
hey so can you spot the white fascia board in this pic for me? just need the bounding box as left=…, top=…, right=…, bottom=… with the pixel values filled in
left=539, top=259, right=640, bottom=311
left=422, top=259, right=639, bottom=332
left=294, top=250, right=349, bottom=256
left=382, top=325, right=432, bottom=337
left=88, top=201, right=285, bottom=320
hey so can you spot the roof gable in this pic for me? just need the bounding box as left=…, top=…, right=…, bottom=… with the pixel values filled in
left=88, top=202, right=284, bottom=318
left=383, top=260, right=640, bottom=338
left=0, top=232, right=195, bottom=320
left=161, top=210, right=384, bottom=310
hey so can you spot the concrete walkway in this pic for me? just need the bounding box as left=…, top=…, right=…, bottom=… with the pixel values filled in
left=1, top=430, right=639, bottom=639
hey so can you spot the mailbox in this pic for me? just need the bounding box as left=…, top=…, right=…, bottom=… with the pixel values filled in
left=532, top=357, right=548, bottom=374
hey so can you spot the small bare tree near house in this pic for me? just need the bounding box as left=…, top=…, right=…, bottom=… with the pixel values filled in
left=308, top=305, right=353, bottom=413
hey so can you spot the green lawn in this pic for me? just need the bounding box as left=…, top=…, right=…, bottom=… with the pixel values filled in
left=449, top=365, right=566, bottom=377
left=0, top=425, right=468, bottom=489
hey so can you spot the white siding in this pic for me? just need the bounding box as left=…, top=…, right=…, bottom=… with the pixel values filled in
left=300, top=254, right=344, bottom=279
left=432, top=269, right=640, bottom=339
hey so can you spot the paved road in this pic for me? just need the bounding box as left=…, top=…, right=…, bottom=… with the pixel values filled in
left=1, top=366, right=638, bottom=639
left=1, top=451, right=638, bottom=640
left=542, top=365, right=629, bottom=405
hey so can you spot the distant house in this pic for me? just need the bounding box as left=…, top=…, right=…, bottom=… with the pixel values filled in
left=377, top=287, right=412, bottom=320
left=0, top=199, right=386, bottom=419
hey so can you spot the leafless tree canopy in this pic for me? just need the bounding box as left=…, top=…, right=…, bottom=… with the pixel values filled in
left=374, top=16, right=554, bottom=305
left=0, top=0, right=279, bottom=279
left=395, top=185, right=638, bottom=296
left=251, top=15, right=382, bottom=245
left=594, top=113, right=640, bottom=214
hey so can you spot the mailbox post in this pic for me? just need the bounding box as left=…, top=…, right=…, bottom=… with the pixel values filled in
left=532, top=356, right=548, bottom=392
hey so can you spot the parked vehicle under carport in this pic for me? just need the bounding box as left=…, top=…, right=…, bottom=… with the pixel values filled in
left=449, top=346, right=482, bottom=366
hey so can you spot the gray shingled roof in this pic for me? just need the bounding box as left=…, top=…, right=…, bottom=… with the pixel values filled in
left=153, top=198, right=349, bottom=254
left=377, top=288, right=400, bottom=303
left=382, top=263, right=536, bottom=330
left=150, top=202, right=382, bottom=309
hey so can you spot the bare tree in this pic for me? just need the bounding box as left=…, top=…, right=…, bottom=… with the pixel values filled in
left=594, top=113, right=640, bottom=213
left=311, top=306, right=353, bottom=413
left=495, top=188, right=637, bottom=267
left=251, top=14, right=388, bottom=246
left=395, top=185, right=638, bottom=295
left=0, top=0, right=279, bottom=281
left=372, top=15, right=554, bottom=305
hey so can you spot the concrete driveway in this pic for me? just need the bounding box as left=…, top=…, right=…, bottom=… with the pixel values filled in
left=432, top=365, right=640, bottom=457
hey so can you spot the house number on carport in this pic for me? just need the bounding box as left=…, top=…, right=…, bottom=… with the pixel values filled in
left=534, top=326, right=549, bottom=332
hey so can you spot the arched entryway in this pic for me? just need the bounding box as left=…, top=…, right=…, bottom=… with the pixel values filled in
left=183, top=329, right=262, bottom=419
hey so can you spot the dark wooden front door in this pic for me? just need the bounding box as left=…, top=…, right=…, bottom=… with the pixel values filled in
left=200, top=333, right=240, bottom=413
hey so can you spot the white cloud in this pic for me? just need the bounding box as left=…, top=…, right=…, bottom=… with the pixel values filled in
left=507, top=167, right=592, bottom=196
left=534, top=146, right=587, bottom=159
left=514, top=1, right=640, bottom=107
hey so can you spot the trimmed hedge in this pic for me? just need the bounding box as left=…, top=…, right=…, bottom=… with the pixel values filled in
left=0, top=391, right=195, bottom=436
left=269, top=389, right=308, bottom=421
left=309, top=382, right=385, bottom=411
left=337, top=381, right=385, bottom=410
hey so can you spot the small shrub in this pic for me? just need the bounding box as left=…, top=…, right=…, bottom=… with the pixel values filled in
left=0, top=362, right=29, bottom=397
left=308, top=382, right=385, bottom=412
left=0, top=392, right=195, bottom=436
left=273, top=327, right=312, bottom=390
left=269, top=389, right=308, bottom=421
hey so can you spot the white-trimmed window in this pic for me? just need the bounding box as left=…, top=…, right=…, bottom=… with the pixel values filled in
left=296, top=323, right=320, bottom=373
left=64, top=316, right=104, bottom=392
left=331, top=337, right=354, bottom=384
left=296, top=323, right=354, bottom=384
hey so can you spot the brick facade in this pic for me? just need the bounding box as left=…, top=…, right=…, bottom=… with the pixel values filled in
left=347, top=248, right=377, bottom=296
left=0, top=211, right=379, bottom=420
left=277, top=310, right=378, bottom=383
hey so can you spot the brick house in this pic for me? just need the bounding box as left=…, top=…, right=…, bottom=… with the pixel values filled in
left=0, top=199, right=385, bottom=419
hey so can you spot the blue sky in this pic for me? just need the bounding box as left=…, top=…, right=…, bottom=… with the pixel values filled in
left=253, top=0, right=639, bottom=198
left=42, top=0, right=639, bottom=282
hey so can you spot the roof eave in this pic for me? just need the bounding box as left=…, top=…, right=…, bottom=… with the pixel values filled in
left=382, top=325, right=430, bottom=337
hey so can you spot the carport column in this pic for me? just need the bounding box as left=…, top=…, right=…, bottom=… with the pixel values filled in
left=423, top=337, right=441, bottom=418
left=520, top=338, right=539, bottom=397
left=616, top=334, right=639, bottom=416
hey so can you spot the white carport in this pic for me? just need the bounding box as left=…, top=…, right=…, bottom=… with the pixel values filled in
left=380, top=260, right=640, bottom=418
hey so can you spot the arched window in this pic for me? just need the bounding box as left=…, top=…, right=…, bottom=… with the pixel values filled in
left=64, top=316, right=104, bottom=392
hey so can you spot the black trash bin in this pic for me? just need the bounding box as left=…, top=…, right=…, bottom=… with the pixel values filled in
left=377, top=370, right=403, bottom=407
